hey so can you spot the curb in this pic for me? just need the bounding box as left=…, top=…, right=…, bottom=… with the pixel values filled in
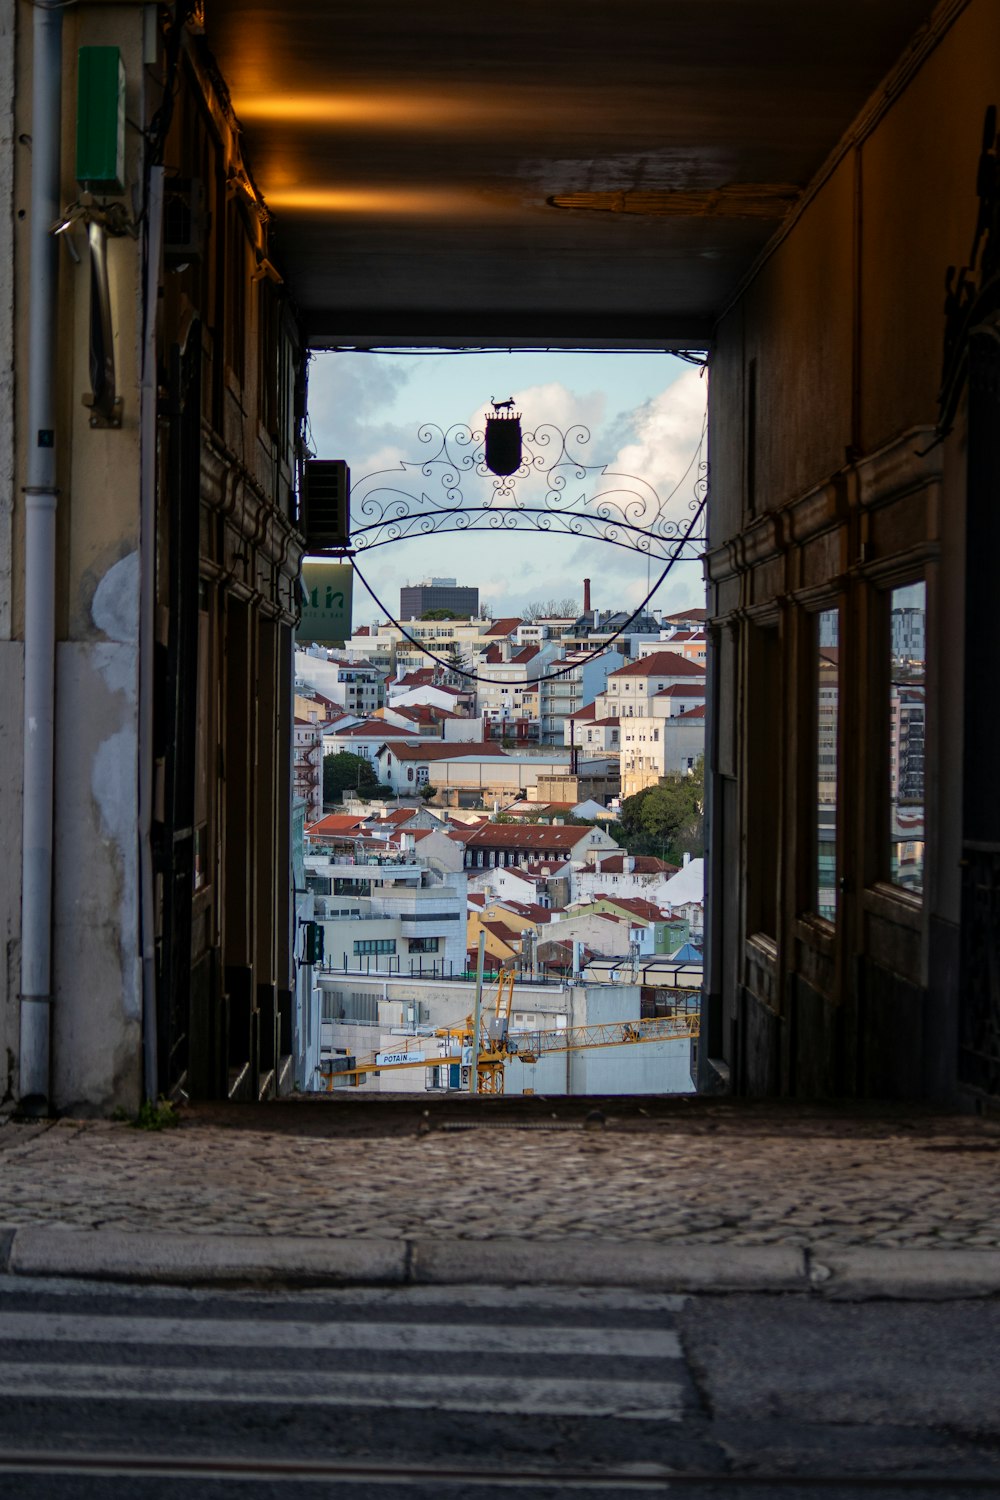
left=412, top=1238, right=806, bottom=1292
left=3, top=1225, right=1000, bottom=1298
left=807, top=1246, right=1000, bottom=1300
left=3, top=1226, right=408, bottom=1287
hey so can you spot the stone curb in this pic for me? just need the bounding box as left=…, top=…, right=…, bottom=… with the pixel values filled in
left=808, top=1246, right=1000, bottom=1299
left=3, top=1225, right=1000, bottom=1297
left=412, top=1238, right=807, bottom=1291
left=2, top=1226, right=409, bottom=1287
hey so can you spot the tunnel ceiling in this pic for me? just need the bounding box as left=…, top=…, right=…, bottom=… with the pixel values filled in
left=202, top=0, right=937, bottom=348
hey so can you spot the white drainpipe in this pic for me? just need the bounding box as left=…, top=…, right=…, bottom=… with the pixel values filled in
left=19, top=0, right=63, bottom=1113
left=139, top=166, right=164, bottom=1100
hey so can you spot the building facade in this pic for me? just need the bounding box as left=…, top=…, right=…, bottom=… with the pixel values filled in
left=400, top=580, right=479, bottom=619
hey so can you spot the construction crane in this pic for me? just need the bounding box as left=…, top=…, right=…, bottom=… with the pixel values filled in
left=317, top=972, right=699, bottom=1093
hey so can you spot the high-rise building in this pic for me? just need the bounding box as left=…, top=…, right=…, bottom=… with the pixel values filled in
left=400, top=579, right=479, bottom=619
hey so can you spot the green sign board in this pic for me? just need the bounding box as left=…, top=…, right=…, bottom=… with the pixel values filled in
left=298, top=560, right=353, bottom=645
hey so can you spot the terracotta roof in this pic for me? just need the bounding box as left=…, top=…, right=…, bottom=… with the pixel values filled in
left=566, top=703, right=597, bottom=721
left=591, top=716, right=621, bottom=727
left=468, top=893, right=487, bottom=907
left=609, top=651, right=705, bottom=679
left=305, top=813, right=367, bottom=835
left=483, top=643, right=539, bottom=665
left=677, top=705, right=706, bottom=720
left=485, top=899, right=555, bottom=924
left=465, top=825, right=599, bottom=849
left=655, top=684, right=707, bottom=697
left=519, top=859, right=571, bottom=876
left=481, top=920, right=521, bottom=946
left=663, top=608, right=709, bottom=622
left=590, top=895, right=668, bottom=922
left=484, top=617, right=523, bottom=637
left=380, top=741, right=505, bottom=762
left=331, top=721, right=417, bottom=739
left=587, top=853, right=679, bottom=875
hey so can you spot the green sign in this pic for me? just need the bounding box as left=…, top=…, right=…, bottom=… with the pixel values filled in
left=298, top=560, right=353, bottom=645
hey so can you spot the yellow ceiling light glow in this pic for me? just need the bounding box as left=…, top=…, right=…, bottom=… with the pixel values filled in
left=263, top=187, right=503, bottom=216
left=235, top=92, right=510, bottom=130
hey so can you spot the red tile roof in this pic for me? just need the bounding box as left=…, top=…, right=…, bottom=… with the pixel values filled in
left=519, top=859, right=571, bottom=876
left=305, top=813, right=367, bottom=836
left=465, top=825, right=600, bottom=849
left=677, top=705, right=706, bottom=720
left=566, top=703, right=597, bottom=721
left=587, top=853, right=679, bottom=875
left=484, top=617, right=523, bottom=637
left=331, top=721, right=417, bottom=739
left=663, top=608, right=709, bottom=622
left=481, top=920, right=521, bottom=947
left=380, top=741, right=505, bottom=762
left=655, top=684, right=707, bottom=697
left=483, top=643, right=540, bottom=665
left=609, top=651, right=705, bottom=679
left=589, top=895, right=668, bottom=922
left=485, top=899, right=555, bottom=924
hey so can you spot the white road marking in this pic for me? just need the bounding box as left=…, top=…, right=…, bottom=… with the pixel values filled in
left=0, top=1311, right=681, bottom=1359
left=0, top=1363, right=685, bottom=1420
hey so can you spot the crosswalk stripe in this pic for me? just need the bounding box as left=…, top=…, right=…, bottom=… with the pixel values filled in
left=0, top=1312, right=681, bottom=1360
left=0, top=1363, right=685, bottom=1420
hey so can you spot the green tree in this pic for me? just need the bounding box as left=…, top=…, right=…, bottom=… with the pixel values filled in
left=616, top=758, right=704, bottom=863
left=420, top=607, right=461, bottom=620
left=323, top=751, right=390, bottom=805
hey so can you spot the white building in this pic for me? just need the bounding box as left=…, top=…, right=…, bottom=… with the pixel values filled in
left=295, top=648, right=385, bottom=715
left=293, top=719, right=323, bottom=822
left=620, top=702, right=705, bottom=798
left=659, top=857, right=706, bottom=942
left=595, top=650, right=706, bottom=722
left=539, top=648, right=625, bottom=746
left=570, top=851, right=682, bottom=907
left=306, top=849, right=469, bottom=979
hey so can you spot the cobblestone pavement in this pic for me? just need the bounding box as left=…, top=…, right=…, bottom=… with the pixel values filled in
left=2, top=1102, right=999, bottom=1250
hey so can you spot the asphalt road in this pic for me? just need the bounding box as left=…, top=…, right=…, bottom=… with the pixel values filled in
left=1, top=1275, right=998, bottom=1497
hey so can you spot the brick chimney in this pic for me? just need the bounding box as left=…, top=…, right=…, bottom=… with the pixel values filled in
left=583, top=578, right=591, bottom=613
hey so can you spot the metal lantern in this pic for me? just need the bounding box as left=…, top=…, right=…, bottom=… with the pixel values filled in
left=484, top=398, right=522, bottom=476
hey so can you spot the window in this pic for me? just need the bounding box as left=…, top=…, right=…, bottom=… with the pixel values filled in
left=888, top=581, right=926, bottom=895
left=815, top=609, right=839, bottom=921
left=408, top=937, right=440, bottom=953
left=353, top=939, right=396, bottom=955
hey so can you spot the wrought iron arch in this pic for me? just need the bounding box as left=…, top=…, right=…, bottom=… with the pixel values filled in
left=348, top=417, right=708, bottom=562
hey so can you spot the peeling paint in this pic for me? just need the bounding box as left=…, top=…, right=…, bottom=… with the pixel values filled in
left=91, top=550, right=139, bottom=643
left=91, top=729, right=140, bottom=1021
left=92, top=642, right=137, bottom=703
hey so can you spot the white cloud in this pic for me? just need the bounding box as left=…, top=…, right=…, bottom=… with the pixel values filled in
left=311, top=353, right=707, bottom=626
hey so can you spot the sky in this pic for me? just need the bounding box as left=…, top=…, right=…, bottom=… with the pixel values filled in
left=306, top=350, right=708, bottom=628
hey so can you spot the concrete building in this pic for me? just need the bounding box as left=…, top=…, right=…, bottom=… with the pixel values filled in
left=306, top=849, right=468, bottom=979
left=400, top=579, right=479, bottom=620
left=620, top=703, right=706, bottom=799
left=538, top=648, right=625, bottom=746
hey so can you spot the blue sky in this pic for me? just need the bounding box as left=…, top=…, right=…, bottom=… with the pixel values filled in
left=306, top=350, right=707, bottom=625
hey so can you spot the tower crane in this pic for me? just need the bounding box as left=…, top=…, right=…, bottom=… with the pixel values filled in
left=317, top=970, right=699, bottom=1093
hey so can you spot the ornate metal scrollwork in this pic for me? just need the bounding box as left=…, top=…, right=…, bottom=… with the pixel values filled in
left=348, top=416, right=707, bottom=560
